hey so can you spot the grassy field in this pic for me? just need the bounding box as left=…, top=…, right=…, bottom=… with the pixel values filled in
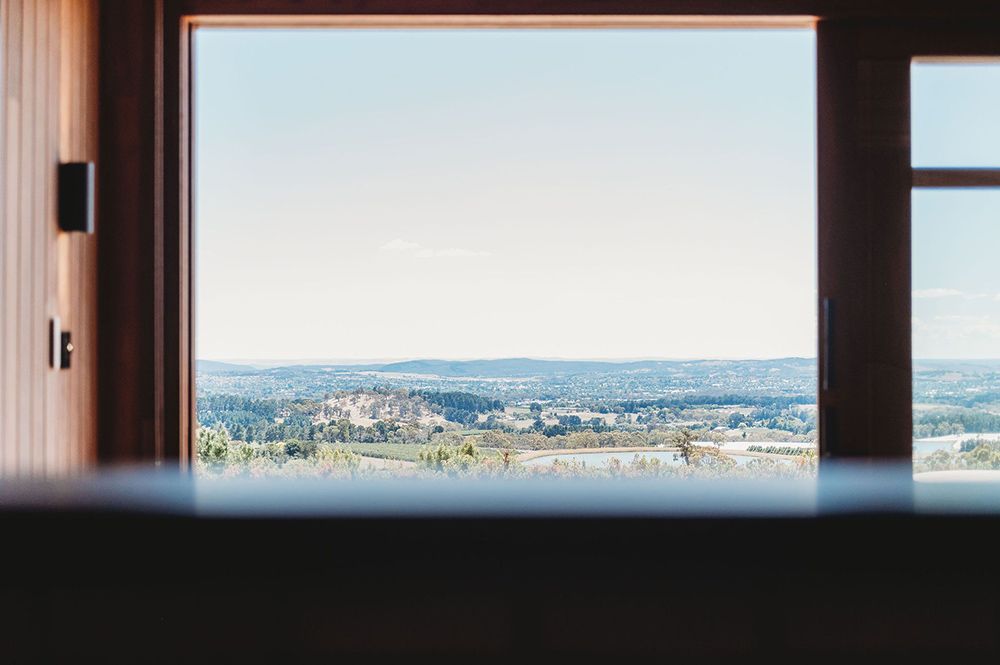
left=345, top=442, right=501, bottom=463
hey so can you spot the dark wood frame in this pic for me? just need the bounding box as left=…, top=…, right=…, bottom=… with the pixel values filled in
left=817, top=22, right=1000, bottom=460
left=98, top=1, right=1000, bottom=467
left=913, top=169, right=1000, bottom=188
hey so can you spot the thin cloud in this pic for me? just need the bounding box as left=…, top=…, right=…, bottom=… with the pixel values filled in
left=415, top=247, right=491, bottom=259
left=912, top=288, right=964, bottom=299
left=379, top=238, right=422, bottom=252
left=921, top=315, right=1000, bottom=340
left=379, top=238, right=490, bottom=259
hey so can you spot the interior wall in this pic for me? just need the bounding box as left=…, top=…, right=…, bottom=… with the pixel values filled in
left=0, top=0, right=99, bottom=476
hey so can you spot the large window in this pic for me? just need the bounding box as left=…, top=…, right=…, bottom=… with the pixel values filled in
left=911, top=61, right=1000, bottom=476
left=194, top=27, right=817, bottom=479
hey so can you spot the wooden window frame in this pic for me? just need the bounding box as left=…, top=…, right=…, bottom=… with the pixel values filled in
left=816, top=22, right=1000, bottom=462
left=910, top=58, right=1000, bottom=190
left=912, top=169, right=1000, bottom=188
left=97, top=2, right=1000, bottom=468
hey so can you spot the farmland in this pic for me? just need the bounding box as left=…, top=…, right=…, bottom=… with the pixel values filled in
left=195, top=356, right=1000, bottom=476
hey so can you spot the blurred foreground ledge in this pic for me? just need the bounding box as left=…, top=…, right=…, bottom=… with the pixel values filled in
left=1, top=465, right=999, bottom=663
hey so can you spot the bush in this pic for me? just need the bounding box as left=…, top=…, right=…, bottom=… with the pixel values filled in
left=196, top=427, right=361, bottom=478
left=417, top=440, right=482, bottom=475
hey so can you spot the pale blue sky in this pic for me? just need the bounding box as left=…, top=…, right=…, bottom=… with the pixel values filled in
left=912, top=64, right=1000, bottom=359
left=194, top=28, right=819, bottom=361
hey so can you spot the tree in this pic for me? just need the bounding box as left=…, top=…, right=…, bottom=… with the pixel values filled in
left=706, top=430, right=727, bottom=450
left=480, top=430, right=513, bottom=449
left=417, top=440, right=482, bottom=475
left=543, top=424, right=567, bottom=437
left=670, top=428, right=697, bottom=465
left=558, top=415, right=582, bottom=428
left=284, top=439, right=318, bottom=459
left=197, top=427, right=230, bottom=467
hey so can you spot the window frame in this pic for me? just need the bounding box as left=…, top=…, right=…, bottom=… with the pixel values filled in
left=816, top=21, right=1000, bottom=461
left=910, top=57, right=1000, bottom=188
left=909, top=56, right=1000, bottom=461
left=97, top=1, right=1000, bottom=468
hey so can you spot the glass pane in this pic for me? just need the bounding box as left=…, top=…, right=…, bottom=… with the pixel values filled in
left=913, top=190, right=1000, bottom=474
left=195, top=29, right=818, bottom=481
left=912, top=61, right=1000, bottom=168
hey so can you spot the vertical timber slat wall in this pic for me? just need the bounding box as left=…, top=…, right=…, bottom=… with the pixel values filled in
left=0, top=0, right=99, bottom=476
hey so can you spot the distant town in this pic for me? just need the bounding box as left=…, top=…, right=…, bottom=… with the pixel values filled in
left=194, top=357, right=1000, bottom=476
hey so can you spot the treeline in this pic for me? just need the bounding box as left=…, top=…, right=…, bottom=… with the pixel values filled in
left=597, top=394, right=814, bottom=414
left=525, top=415, right=611, bottom=438
left=215, top=417, right=433, bottom=446
left=411, top=390, right=504, bottom=427
left=197, top=394, right=427, bottom=444
left=914, top=389, right=1000, bottom=410
left=960, top=438, right=1000, bottom=453
left=914, top=409, right=1000, bottom=437
left=414, top=390, right=502, bottom=412
left=197, top=389, right=506, bottom=442
left=198, top=395, right=319, bottom=431
left=726, top=408, right=815, bottom=436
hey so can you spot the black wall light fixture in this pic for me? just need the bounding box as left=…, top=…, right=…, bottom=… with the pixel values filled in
left=49, top=317, right=73, bottom=370
left=58, top=162, right=95, bottom=233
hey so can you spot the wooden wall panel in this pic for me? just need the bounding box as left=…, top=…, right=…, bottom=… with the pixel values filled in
left=98, top=0, right=164, bottom=464
left=0, top=0, right=98, bottom=476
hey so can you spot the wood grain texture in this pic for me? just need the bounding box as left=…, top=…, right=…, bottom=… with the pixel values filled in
left=0, top=0, right=99, bottom=476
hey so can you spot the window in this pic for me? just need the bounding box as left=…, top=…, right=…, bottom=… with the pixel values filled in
left=193, top=26, right=818, bottom=479
left=911, top=61, right=1000, bottom=477
left=912, top=62, right=1000, bottom=169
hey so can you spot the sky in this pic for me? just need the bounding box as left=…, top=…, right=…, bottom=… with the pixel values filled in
left=194, top=28, right=819, bottom=361
left=911, top=64, right=1000, bottom=359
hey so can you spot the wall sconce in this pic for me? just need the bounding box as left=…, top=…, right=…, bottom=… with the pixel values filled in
left=58, top=162, right=95, bottom=233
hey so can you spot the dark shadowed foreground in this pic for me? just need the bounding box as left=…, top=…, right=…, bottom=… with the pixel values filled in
left=2, top=466, right=1000, bottom=663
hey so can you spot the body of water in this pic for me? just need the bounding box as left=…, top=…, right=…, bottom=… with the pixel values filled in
left=523, top=450, right=789, bottom=468
left=912, top=434, right=1000, bottom=458
left=912, top=440, right=960, bottom=458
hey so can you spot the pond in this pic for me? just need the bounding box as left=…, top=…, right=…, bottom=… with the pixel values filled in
left=522, top=450, right=789, bottom=467
left=912, top=440, right=960, bottom=458
left=912, top=433, right=1000, bottom=458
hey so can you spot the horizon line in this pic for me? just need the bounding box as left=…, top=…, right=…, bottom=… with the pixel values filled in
left=201, top=355, right=817, bottom=363
left=198, top=356, right=1000, bottom=364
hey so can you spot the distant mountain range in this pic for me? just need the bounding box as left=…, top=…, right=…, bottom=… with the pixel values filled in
left=372, top=357, right=816, bottom=378
left=197, top=360, right=268, bottom=374
left=197, top=357, right=817, bottom=378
